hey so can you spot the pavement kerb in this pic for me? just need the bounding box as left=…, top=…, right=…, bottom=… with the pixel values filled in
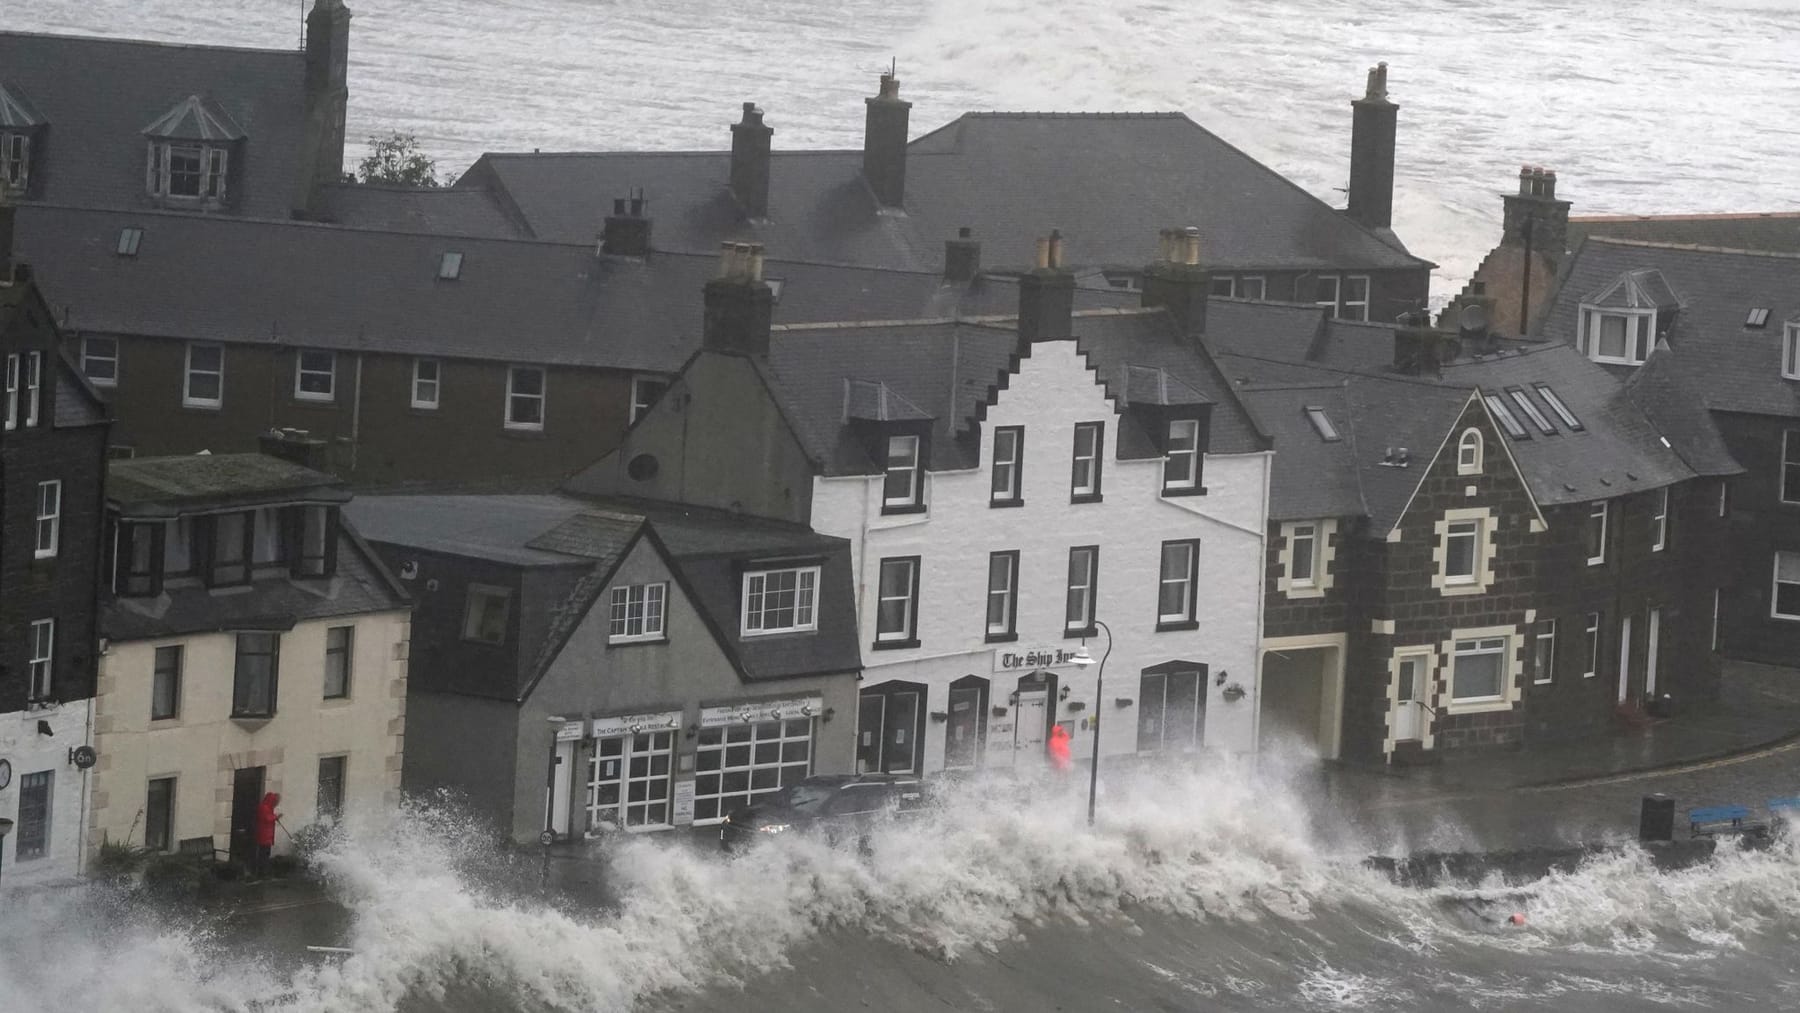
left=1516, top=727, right=1800, bottom=793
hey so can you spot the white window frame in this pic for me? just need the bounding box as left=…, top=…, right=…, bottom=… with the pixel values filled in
left=4, top=353, right=16, bottom=430
left=1341, top=275, right=1371, bottom=322
left=874, top=557, right=919, bottom=644
left=1210, top=276, right=1237, bottom=298
left=630, top=375, right=668, bottom=424
left=1065, top=546, right=1098, bottom=633
left=1586, top=500, right=1609, bottom=566
left=1071, top=422, right=1103, bottom=498
left=81, top=336, right=119, bottom=387
left=1157, top=539, right=1198, bottom=625
left=882, top=434, right=922, bottom=509
left=1508, top=388, right=1556, bottom=435
left=1783, top=430, right=1800, bottom=505
left=28, top=618, right=53, bottom=700
left=323, top=625, right=354, bottom=700
left=411, top=358, right=440, bottom=409
left=1239, top=276, right=1266, bottom=301
left=608, top=582, right=668, bottom=643
left=1448, top=634, right=1511, bottom=709
left=1774, top=551, right=1800, bottom=621
left=1484, top=393, right=1527, bottom=439
left=1652, top=487, right=1669, bottom=552
left=986, top=551, right=1018, bottom=637
left=1533, top=620, right=1556, bottom=685
left=1443, top=519, right=1481, bottom=585
left=1315, top=275, right=1341, bottom=316
left=1289, top=523, right=1318, bottom=588
left=34, top=480, right=60, bottom=559
left=1578, top=306, right=1655, bottom=366
left=742, top=566, right=820, bottom=636
left=183, top=342, right=223, bottom=409
left=1163, top=418, right=1200, bottom=491
left=23, top=350, right=40, bottom=427
left=294, top=349, right=336, bottom=402
left=1279, top=518, right=1336, bottom=598
left=1583, top=612, right=1602, bottom=679
left=1783, top=323, right=1800, bottom=381
left=0, top=131, right=28, bottom=190
left=147, top=141, right=227, bottom=200
left=504, top=365, right=546, bottom=431
left=991, top=426, right=1022, bottom=504
left=1456, top=428, right=1483, bottom=475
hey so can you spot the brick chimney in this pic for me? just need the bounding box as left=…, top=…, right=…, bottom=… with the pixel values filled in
left=863, top=73, right=911, bottom=209
left=730, top=102, right=773, bottom=220
left=1017, top=231, right=1074, bottom=343
left=1501, top=165, right=1571, bottom=252
left=602, top=191, right=652, bottom=256
left=944, top=227, right=981, bottom=283
left=703, top=242, right=775, bottom=357
left=1141, top=226, right=1211, bottom=337
left=298, top=0, right=352, bottom=216
left=1346, top=62, right=1397, bottom=231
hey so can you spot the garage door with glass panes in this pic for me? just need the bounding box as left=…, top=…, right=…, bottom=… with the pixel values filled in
left=692, top=697, right=822, bottom=824
left=585, top=712, right=681, bottom=832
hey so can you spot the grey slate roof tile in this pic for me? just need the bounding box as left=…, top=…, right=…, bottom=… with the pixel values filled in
left=461, top=112, right=1431, bottom=273
left=315, top=183, right=534, bottom=239
left=1624, top=341, right=1744, bottom=477
left=0, top=32, right=306, bottom=217
left=1569, top=214, right=1800, bottom=256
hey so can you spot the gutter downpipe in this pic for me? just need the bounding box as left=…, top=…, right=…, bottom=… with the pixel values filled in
left=1251, top=449, right=1272, bottom=767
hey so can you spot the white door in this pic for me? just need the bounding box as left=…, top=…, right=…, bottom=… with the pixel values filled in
left=1014, top=690, right=1048, bottom=761
left=548, top=739, right=575, bottom=837
left=1645, top=607, right=1662, bottom=697
left=1393, top=653, right=1428, bottom=742
left=1617, top=615, right=1634, bottom=704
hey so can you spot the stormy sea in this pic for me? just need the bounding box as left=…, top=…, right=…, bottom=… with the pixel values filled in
left=10, top=0, right=1800, bottom=293
left=6, top=762, right=1800, bottom=1011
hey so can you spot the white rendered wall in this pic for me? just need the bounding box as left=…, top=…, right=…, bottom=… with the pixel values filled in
left=809, top=339, right=1270, bottom=772
left=0, top=700, right=94, bottom=887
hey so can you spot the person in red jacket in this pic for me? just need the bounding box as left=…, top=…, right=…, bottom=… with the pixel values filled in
left=253, top=792, right=281, bottom=877
left=1048, top=725, right=1073, bottom=775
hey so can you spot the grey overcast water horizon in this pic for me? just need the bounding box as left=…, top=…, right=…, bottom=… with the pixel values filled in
left=11, top=0, right=1800, bottom=296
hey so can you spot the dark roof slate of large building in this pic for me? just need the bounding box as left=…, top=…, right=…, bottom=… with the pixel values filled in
left=108, top=452, right=350, bottom=516
left=12, top=203, right=1134, bottom=375
left=459, top=111, right=1431, bottom=274
left=0, top=32, right=306, bottom=217
left=1539, top=238, right=1800, bottom=421
left=1568, top=213, right=1800, bottom=256
left=754, top=305, right=1267, bottom=479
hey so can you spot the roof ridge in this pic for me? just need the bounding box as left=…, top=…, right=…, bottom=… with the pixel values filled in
left=0, top=29, right=301, bottom=59
left=1584, top=236, right=1800, bottom=261
left=1573, top=211, right=1800, bottom=223
left=960, top=110, right=1189, bottom=119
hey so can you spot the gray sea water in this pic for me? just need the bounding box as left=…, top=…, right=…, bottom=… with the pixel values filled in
left=11, top=0, right=1800, bottom=292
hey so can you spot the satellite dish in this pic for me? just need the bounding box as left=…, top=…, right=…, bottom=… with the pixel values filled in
left=70, top=745, right=98, bottom=770
left=1459, top=302, right=1490, bottom=335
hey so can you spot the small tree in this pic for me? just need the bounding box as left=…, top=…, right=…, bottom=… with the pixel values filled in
left=356, top=132, right=456, bottom=187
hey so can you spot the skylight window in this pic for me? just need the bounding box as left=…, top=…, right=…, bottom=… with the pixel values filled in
left=438, top=251, right=464, bottom=280
left=1747, top=308, right=1771, bottom=329
left=1483, top=393, right=1529, bottom=440
left=1507, top=387, right=1557, bottom=435
left=1304, top=406, right=1340, bottom=442
left=116, top=227, right=143, bottom=257
left=1533, top=383, right=1583, bottom=431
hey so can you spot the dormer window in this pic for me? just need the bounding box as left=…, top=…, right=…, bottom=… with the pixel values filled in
left=149, top=143, right=227, bottom=200
left=1783, top=322, right=1800, bottom=381
left=0, top=132, right=28, bottom=193
left=142, top=94, right=244, bottom=206
left=1163, top=418, right=1202, bottom=493
left=0, top=81, right=45, bottom=197
left=882, top=434, right=923, bottom=513
left=1578, top=308, right=1654, bottom=365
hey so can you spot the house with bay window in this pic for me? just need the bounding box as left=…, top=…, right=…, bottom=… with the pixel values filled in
left=0, top=233, right=111, bottom=887
left=88, top=446, right=409, bottom=867
left=569, top=235, right=1274, bottom=776
left=1214, top=311, right=1733, bottom=762
left=1537, top=237, right=1800, bottom=667
left=344, top=493, right=860, bottom=842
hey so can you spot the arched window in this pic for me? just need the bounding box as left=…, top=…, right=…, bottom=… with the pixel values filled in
left=1457, top=428, right=1483, bottom=475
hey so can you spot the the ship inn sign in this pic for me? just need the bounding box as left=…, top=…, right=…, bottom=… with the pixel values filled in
left=992, top=646, right=1083, bottom=673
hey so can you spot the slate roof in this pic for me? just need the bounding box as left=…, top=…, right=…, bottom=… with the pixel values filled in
left=1539, top=238, right=1800, bottom=420
left=346, top=493, right=861, bottom=699
left=0, top=32, right=307, bottom=217
left=1624, top=340, right=1745, bottom=478
left=460, top=111, right=1432, bottom=273
left=1569, top=213, right=1800, bottom=256
left=109, top=453, right=350, bottom=517
left=754, top=306, right=1268, bottom=479
left=13, top=203, right=1135, bottom=375
left=314, top=183, right=533, bottom=239
left=100, top=520, right=409, bottom=641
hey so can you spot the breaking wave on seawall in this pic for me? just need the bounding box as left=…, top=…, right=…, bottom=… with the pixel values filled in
left=7, top=762, right=1800, bottom=1012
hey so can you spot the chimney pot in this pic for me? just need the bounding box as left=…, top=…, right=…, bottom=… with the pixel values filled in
left=613, top=198, right=626, bottom=215
left=1181, top=225, right=1202, bottom=266
left=1141, top=226, right=1212, bottom=337
left=958, top=226, right=971, bottom=239
left=1018, top=232, right=1076, bottom=343
left=703, top=241, right=775, bottom=356
left=602, top=193, right=653, bottom=256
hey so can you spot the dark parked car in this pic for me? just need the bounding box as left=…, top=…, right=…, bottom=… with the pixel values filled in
left=719, top=773, right=928, bottom=851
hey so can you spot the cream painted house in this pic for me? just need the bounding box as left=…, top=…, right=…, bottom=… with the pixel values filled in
left=87, top=448, right=409, bottom=866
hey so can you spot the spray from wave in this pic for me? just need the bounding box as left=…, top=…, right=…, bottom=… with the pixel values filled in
left=4, top=761, right=1800, bottom=1012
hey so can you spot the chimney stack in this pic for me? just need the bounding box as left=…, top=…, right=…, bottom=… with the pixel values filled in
left=1141, top=225, right=1212, bottom=337
left=1346, top=62, right=1398, bottom=231
left=1391, top=309, right=1452, bottom=376
left=299, top=0, right=353, bottom=215
left=730, top=102, right=773, bottom=220
left=944, top=226, right=981, bottom=283
left=601, top=191, right=653, bottom=256
left=863, top=72, right=911, bottom=209
left=258, top=428, right=332, bottom=472
left=1501, top=165, right=1571, bottom=250
left=703, top=241, right=775, bottom=357
left=1017, top=230, right=1075, bottom=343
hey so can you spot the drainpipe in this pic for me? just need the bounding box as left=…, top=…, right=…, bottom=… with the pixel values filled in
left=348, top=351, right=364, bottom=477
left=1250, top=449, right=1272, bottom=764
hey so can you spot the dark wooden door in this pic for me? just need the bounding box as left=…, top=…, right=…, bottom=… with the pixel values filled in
left=229, top=766, right=265, bottom=865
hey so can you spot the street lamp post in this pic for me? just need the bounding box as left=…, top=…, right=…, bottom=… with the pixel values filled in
left=1071, top=620, right=1112, bottom=827
left=0, top=817, right=13, bottom=887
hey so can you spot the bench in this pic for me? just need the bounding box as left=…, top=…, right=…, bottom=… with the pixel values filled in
left=1689, top=805, right=1766, bottom=838
left=177, top=835, right=229, bottom=866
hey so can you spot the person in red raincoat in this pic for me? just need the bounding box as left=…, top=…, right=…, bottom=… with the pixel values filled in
left=253, top=792, right=281, bottom=877
left=1047, top=725, right=1073, bottom=774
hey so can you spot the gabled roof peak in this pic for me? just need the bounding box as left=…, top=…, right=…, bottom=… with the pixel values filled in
left=142, top=93, right=245, bottom=142
left=0, top=80, right=44, bottom=128
left=1582, top=266, right=1680, bottom=311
